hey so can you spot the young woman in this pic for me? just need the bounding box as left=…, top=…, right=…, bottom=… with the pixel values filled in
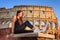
left=12, top=10, right=34, bottom=34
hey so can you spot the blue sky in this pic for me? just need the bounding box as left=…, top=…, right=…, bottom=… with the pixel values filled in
left=0, top=0, right=60, bottom=25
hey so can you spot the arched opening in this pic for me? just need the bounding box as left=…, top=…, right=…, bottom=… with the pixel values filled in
left=34, top=21, right=39, bottom=27
left=47, top=22, right=51, bottom=29
left=9, top=22, right=12, bottom=28
left=1, top=21, right=6, bottom=27
left=41, top=21, right=46, bottom=32
left=2, top=21, right=5, bottom=25
left=6, top=21, right=12, bottom=28
left=52, top=22, right=56, bottom=29
left=40, top=21, right=51, bottom=32
left=41, top=21, right=45, bottom=27
left=45, top=22, right=51, bottom=31
left=6, top=21, right=10, bottom=24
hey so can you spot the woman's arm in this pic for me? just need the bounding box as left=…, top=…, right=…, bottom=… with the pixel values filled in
left=12, top=16, right=16, bottom=34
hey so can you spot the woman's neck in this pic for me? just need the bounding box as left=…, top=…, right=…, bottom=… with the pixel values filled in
left=18, top=17, right=23, bottom=25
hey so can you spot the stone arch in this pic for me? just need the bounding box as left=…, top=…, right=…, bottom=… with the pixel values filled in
left=34, top=20, right=39, bottom=27
left=9, top=22, right=12, bottom=28
left=41, top=21, right=52, bottom=32
left=40, top=21, right=45, bottom=27
left=45, top=21, right=52, bottom=30
left=6, top=20, right=10, bottom=24
left=6, top=20, right=12, bottom=28
left=39, top=21, right=46, bottom=30
left=47, top=22, right=51, bottom=28
left=2, top=21, right=5, bottom=25
left=52, top=22, right=56, bottom=29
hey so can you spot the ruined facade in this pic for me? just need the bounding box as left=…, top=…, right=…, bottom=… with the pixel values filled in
left=0, top=5, right=59, bottom=40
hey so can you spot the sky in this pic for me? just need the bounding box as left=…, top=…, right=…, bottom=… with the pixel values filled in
left=0, top=0, right=60, bottom=25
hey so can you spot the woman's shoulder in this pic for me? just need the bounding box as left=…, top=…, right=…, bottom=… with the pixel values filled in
left=12, top=16, right=17, bottom=22
left=13, top=16, right=16, bottom=19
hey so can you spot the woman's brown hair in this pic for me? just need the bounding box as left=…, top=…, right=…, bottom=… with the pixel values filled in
left=16, top=10, right=23, bottom=23
left=16, top=10, right=23, bottom=16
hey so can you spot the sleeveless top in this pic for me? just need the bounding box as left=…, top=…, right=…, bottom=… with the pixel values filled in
left=14, top=19, right=25, bottom=32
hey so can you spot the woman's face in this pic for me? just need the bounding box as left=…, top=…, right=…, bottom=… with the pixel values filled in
left=17, top=12, right=23, bottom=19
left=18, top=12, right=23, bottom=18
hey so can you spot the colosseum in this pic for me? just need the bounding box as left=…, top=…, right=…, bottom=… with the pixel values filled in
left=0, top=5, right=59, bottom=40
